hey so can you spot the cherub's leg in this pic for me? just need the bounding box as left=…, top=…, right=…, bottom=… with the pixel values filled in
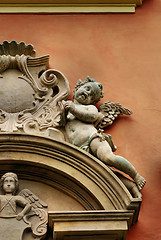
left=111, top=169, right=142, bottom=198
left=90, top=138, right=146, bottom=190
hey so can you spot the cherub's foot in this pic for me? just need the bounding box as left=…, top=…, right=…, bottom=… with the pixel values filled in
left=131, top=185, right=142, bottom=198
left=134, top=173, right=146, bottom=191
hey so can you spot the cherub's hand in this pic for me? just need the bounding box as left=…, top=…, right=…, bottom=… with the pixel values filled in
left=16, top=212, right=24, bottom=221
left=62, top=100, right=75, bottom=112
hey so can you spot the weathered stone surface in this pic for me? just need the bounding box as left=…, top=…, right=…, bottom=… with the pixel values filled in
left=0, top=172, right=48, bottom=240
left=0, top=133, right=142, bottom=239
left=0, top=217, right=30, bottom=240
left=63, top=76, right=146, bottom=193
left=0, top=41, right=144, bottom=240
left=0, top=40, right=70, bottom=134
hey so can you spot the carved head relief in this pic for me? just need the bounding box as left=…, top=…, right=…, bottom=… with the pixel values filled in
left=73, top=76, right=104, bottom=105
left=1, top=172, right=18, bottom=195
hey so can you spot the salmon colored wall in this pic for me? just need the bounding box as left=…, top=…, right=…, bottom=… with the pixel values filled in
left=0, top=0, right=160, bottom=239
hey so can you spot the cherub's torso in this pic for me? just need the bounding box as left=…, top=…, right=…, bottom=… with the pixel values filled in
left=65, top=104, right=98, bottom=147
left=0, top=195, right=26, bottom=217
left=0, top=195, right=17, bottom=217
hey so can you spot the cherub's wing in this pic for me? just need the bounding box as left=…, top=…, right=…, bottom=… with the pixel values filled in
left=19, top=189, right=48, bottom=238
left=94, top=101, right=132, bottom=129
left=19, top=189, right=48, bottom=209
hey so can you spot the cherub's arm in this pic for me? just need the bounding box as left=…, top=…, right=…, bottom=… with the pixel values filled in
left=16, top=196, right=31, bottom=220
left=63, top=100, right=99, bottom=122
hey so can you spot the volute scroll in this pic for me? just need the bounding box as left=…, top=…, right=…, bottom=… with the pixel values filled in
left=0, top=41, right=70, bottom=135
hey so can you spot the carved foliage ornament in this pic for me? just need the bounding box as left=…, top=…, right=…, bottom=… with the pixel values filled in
left=0, top=41, right=70, bottom=134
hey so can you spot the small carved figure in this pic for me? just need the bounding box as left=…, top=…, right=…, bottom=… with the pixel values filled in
left=0, top=172, right=48, bottom=240
left=0, top=172, right=31, bottom=219
left=63, top=77, right=146, bottom=192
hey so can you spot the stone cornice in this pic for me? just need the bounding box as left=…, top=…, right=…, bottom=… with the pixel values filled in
left=0, top=0, right=144, bottom=13
left=48, top=211, right=134, bottom=239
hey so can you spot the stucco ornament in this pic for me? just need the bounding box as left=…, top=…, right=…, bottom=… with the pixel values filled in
left=0, top=172, right=48, bottom=240
left=62, top=76, right=146, bottom=193
left=0, top=41, right=145, bottom=198
left=0, top=40, right=69, bottom=135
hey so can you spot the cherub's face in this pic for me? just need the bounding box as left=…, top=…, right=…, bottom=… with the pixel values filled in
left=3, top=176, right=15, bottom=194
left=74, top=82, right=101, bottom=105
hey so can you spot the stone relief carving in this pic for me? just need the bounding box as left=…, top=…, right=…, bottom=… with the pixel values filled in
left=61, top=76, right=146, bottom=196
left=0, top=172, right=48, bottom=240
left=0, top=40, right=70, bottom=135
left=0, top=41, right=146, bottom=199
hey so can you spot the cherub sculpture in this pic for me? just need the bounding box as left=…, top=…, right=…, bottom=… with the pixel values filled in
left=0, top=172, right=31, bottom=219
left=0, top=172, right=48, bottom=240
left=63, top=76, right=146, bottom=194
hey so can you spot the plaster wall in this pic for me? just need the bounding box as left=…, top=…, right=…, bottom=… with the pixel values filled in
left=0, top=0, right=160, bottom=239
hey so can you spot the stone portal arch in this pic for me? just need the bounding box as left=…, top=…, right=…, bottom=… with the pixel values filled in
left=0, top=41, right=143, bottom=240
left=0, top=134, right=141, bottom=240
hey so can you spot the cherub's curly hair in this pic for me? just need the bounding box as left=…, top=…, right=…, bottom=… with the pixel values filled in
left=1, top=172, right=19, bottom=195
left=73, top=76, right=104, bottom=103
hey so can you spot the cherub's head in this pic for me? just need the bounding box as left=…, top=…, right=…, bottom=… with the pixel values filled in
left=1, top=172, right=19, bottom=195
left=73, top=76, right=104, bottom=105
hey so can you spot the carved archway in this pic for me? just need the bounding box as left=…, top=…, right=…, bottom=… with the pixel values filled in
left=0, top=134, right=141, bottom=240
left=0, top=41, right=143, bottom=240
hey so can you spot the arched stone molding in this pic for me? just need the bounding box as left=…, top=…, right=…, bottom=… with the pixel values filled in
left=0, top=40, right=143, bottom=239
left=0, top=134, right=141, bottom=224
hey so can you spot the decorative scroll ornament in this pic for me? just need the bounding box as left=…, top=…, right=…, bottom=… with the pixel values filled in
left=0, top=41, right=146, bottom=196
left=0, top=41, right=70, bottom=135
left=0, top=172, right=48, bottom=240
left=20, top=189, right=48, bottom=239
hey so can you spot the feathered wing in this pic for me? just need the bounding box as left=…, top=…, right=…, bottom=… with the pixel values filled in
left=94, top=101, right=132, bottom=129
left=19, top=189, right=48, bottom=239
left=19, top=189, right=48, bottom=209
